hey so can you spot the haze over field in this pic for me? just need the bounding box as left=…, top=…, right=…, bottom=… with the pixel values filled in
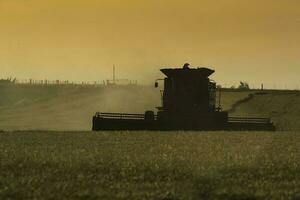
left=0, top=0, right=300, bottom=86
left=0, top=85, right=299, bottom=131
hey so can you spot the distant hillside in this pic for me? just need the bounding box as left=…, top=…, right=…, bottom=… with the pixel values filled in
left=0, top=85, right=299, bottom=131
left=229, top=91, right=300, bottom=131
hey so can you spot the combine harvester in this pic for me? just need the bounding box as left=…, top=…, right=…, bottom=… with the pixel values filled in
left=92, top=64, right=275, bottom=131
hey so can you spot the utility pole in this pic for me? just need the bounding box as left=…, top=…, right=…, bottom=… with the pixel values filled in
left=113, top=65, right=116, bottom=84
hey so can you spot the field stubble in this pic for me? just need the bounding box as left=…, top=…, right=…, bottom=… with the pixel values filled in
left=0, top=131, right=299, bottom=200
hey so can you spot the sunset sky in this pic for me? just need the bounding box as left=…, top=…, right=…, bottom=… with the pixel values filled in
left=0, top=0, right=299, bottom=88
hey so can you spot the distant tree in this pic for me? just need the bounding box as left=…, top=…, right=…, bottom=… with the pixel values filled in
left=238, top=81, right=250, bottom=90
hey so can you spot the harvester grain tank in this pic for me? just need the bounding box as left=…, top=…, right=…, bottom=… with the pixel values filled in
left=92, top=64, right=275, bottom=131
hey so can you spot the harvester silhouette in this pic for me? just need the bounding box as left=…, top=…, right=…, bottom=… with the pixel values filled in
left=92, top=64, right=275, bottom=131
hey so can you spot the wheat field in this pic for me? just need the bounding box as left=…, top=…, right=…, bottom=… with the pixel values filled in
left=0, top=131, right=299, bottom=200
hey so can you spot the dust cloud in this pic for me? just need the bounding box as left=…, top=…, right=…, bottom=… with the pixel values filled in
left=0, top=85, right=160, bottom=131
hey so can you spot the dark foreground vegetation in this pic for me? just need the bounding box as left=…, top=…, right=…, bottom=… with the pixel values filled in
left=0, top=131, right=299, bottom=200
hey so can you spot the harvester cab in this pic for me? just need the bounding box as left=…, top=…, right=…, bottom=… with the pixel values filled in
left=154, top=64, right=228, bottom=129
left=157, top=65, right=217, bottom=112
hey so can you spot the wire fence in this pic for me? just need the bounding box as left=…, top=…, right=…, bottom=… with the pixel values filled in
left=14, top=79, right=103, bottom=86
left=1, top=79, right=139, bottom=87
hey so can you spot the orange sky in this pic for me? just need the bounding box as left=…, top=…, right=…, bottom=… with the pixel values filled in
left=0, top=0, right=299, bottom=87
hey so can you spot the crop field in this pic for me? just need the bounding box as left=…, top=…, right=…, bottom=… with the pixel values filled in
left=0, top=131, right=299, bottom=200
left=1, top=85, right=300, bottom=199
